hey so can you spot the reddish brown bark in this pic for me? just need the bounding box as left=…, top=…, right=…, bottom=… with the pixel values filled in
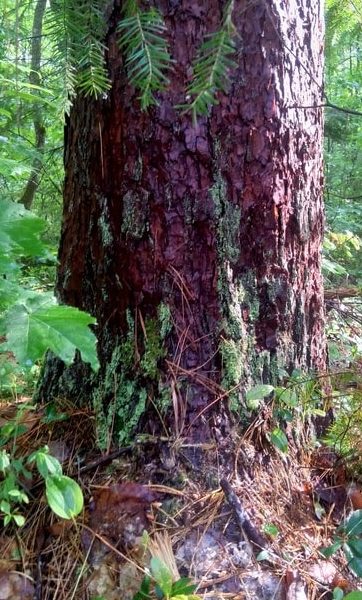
left=42, top=0, right=326, bottom=438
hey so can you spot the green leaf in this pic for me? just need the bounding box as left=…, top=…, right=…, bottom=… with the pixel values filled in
left=332, top=588, right=344, bottom=600
left=3, top=293, right=99, bottom=371
left=270, top=428, right=288, bottom=453
left=171, top=578, right=197, bottom=596
left=132, top=576, right=151, bottom=600
left=246, top=384, right=274, bottom=409
left=345, top=593, right=362, bottom=600
left=341, top=510, right=362, bottom=536
left=0, top=500, right=11, bottom=514
left=8, top=489, right=29, bottom=504
left=320, top=540, right=343, bottom=557
left=45, top=475, right=83, bottom=519
left=0, top=200, right=46, bottom=258
left=0, top=450, right=10, bottom=473
left=346, top=538, right=362, bottom=558
left=276, top=387, right=298, bottom=407
left=31, top=447, right=63, bottom=479
left=262, top=523, right=279, bottom=538
left=150, top=557, right=173, bottom=597
left=343, top=543, right=362, bottom=578
left=13, top=514, right=25, bottom=527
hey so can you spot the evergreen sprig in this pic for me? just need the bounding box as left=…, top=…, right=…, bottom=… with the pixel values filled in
left=117, top=0, right=172, bottom=109
left=180, top=1, right=237, bottom=122
left=46, top=0, right=110, bottom=109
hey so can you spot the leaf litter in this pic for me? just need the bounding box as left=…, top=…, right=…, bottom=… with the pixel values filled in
left=0, top=397, right=361, bottom=599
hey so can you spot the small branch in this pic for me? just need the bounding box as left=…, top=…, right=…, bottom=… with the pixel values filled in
left=326, top=190, right=362, bottom=201
left=220, top=478, right=268, bottom=551
left=324, top=287, right=362, bottom=300
left=287, top=101, right=362, bottom=118
left=77, top=446, right=133, bottom=474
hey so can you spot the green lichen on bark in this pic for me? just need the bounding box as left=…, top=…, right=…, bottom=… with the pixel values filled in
left=158, top=302, right=172, bottom=339
left=220, top=337, right=243, bottom=411
left=93, top=306, right=173, bottom=447
left=211, top=175, right=241, bottom=265
left=121, top=189, right=149, bottom=240
left=141, top=317, right=166, bottom=380
left=92, top=338, right=147, bottom=448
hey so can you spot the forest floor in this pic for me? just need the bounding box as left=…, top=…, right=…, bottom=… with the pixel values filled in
left=1, top=299, right=362, bottom=600
left=0, top=391, right=361, bottom=600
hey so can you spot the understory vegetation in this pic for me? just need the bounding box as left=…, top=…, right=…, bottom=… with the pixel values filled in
left=0, top=0, right=362, bottom=598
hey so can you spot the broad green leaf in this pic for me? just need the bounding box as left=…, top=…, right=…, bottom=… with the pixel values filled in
left=320, top=540, right=342, bottom=557
left=150, top=557, right=173, bottom=596
left=346, top=538, right=362, bottom=558
left=345, top=593, right=362, bottom=600
left=13, top=514, right=25, bottom=527
left=341, top=510, right=362, bottom=537
left=45, top=475, right=83, bottom=519
left=343, top=543, right=362, bottom=578
left=29, top=447, right=62, bottom=479
left=276, top=387, right=298, bottom=407
left=3, top=293, right=99, bottom=371
left=332, top=588, right=344, bottom=600
left=0, top=200, right=46, bottom=257
left=270, top=428, right=288, bottom=453
left=0, top=500, right=11, bottom=514
left=246, top=385, right=274, bottom=409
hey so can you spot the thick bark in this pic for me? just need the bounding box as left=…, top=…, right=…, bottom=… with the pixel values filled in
left=39, top=0, right=326, bottom=443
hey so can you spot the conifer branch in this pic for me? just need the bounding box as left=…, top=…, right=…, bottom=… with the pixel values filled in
left=46, top=0, right=110, bottom=110
left=180, top=0, right=238, bottom=122
left=117, top=0, right=172, bottom=109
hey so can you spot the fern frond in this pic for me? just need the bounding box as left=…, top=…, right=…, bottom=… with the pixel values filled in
left=117, top=0, right=172, bottom=109
left=180, top=1, right=237, bottom=122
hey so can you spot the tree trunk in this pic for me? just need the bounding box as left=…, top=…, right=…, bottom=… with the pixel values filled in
left=38, top=0, right=326, bottom=445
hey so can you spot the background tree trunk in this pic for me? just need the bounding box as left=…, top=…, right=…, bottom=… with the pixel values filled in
left=19, top=0, right=47, bottom=210
left=38, top=0, right=326, bottom=444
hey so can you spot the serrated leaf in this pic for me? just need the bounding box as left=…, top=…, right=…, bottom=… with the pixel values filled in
left=45, top=475, right=83, bottom=519
left=171, top=578, right=197, bottom=595
left=150, top=557, right=173, bottom=596
left=0, top=199, right=46, bottom=257
left=270, top=428, right=288, bottom=453
left=3, top=293, right=99, bottom=371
